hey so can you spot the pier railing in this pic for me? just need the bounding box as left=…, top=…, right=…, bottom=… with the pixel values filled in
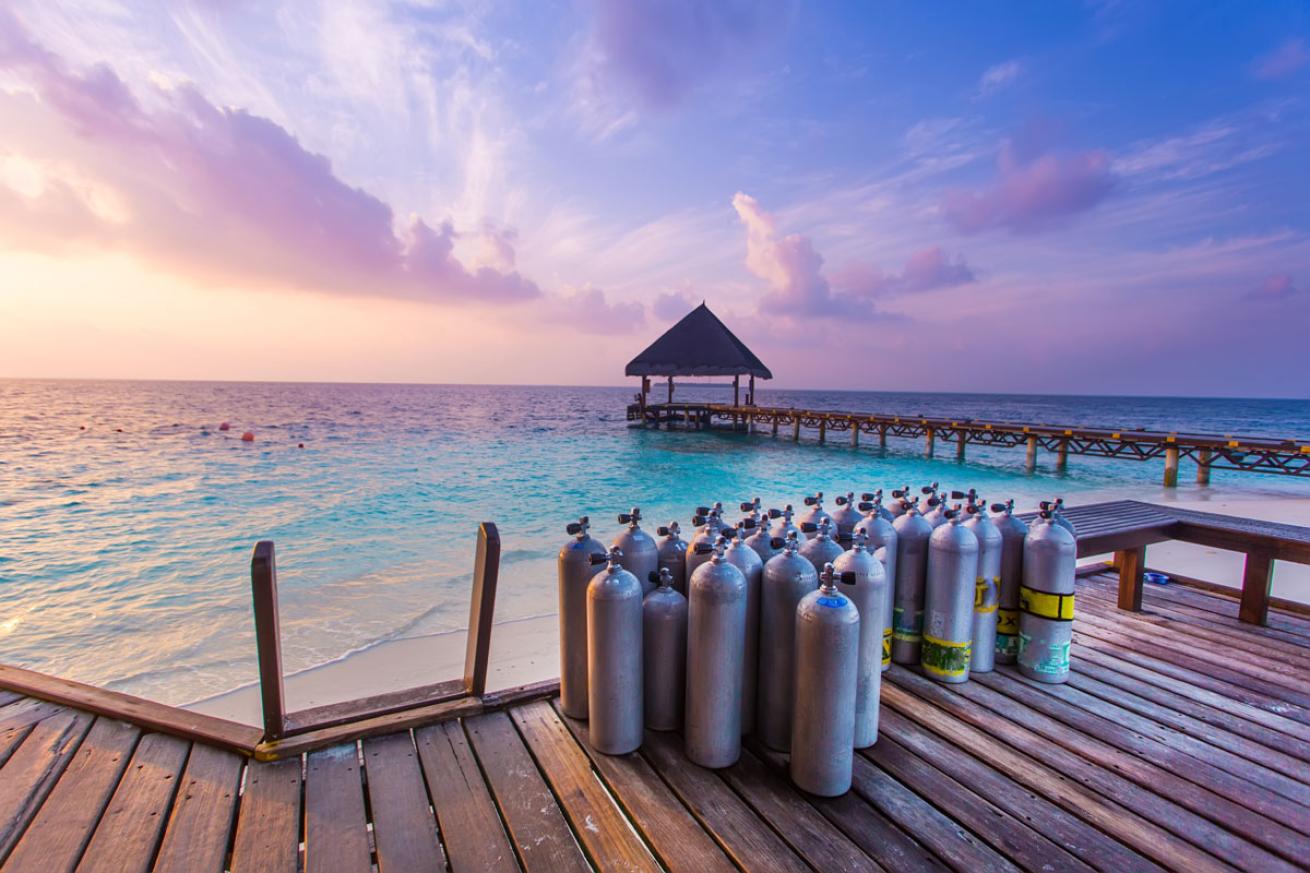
left=629, top=401, right=1310, bottom=485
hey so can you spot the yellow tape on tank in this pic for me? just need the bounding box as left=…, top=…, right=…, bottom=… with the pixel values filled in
left=921, top=633, right=971, bottom=678
left=997, top=608, right=1020, bottom=634
left=882, top=627, right=892, bottom=665
left=1019, top=586, right=1075, bottom=621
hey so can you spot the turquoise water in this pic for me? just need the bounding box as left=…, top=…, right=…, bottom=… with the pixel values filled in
left=2, top=379, right=1307, bottom=704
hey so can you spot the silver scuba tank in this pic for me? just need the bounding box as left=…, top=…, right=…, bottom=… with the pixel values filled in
left=829, top=492, right=864, bottom=546
left=920, top=491, right=949, bottom=528
left=1041, top=498, right=1076, bottom=537
left=643, top=567, right=688, bottom=731
left=656, top=521, right=688, bottom=595
left=796, top=493, right=832, bottom=538
left=587, top=547, right=644, bottom=754
left=832, top=530, right=887, bottom=748
left=685, top=506, right=724, bottom=585
left=860, top=490, right=896, bottom=522
left=739, top=497, right=763, bottom=529
left=746, top=511, right=783, bottom=563
left=798, top=517, right=844, bottom=575
left=756, top=531, right=819, bottom=751
left=558, top=516, right=607, bottom=719
left=921, top=507, right=978, bottom=684
left=685, top=536, right=747, bottom=767
left=857, top=497, right=898, bottom=672
left=613, top=508, right=659, bottom=595
left=890, top=500, right=932, bottom=664
left=963, top=500, right=1002, bottom=674
left=771, top=504, right=801, bottom=541
left=991, top=500, right=1029, bottom=664
left=1019, top=511, right=1076, bottom=684
left=885, top=486, right=911, bottom=519
left=790, top=563, right=859, bottom=798
left=725, top=523, right=764, bottom=735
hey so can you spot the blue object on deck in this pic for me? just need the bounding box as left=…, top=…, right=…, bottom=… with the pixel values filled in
left=1144, top=572, right=1169, bottom=585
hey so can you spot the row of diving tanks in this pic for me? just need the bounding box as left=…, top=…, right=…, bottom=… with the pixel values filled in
left=557, top=489, right=1077, bottom=797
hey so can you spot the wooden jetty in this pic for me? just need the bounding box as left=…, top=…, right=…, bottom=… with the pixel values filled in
left=3, top=502, right=1310, bottom=871
left=623, top=306, right=1309, bottom=485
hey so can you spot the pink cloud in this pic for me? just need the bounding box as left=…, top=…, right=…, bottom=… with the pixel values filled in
left=550, top=286, right=646, bottom=333
left=1252, top=38, right=1309, bottom=80
left=942, top=139, right=1115, bottom=234
left=1246, top=273, right=1299, bottom=302
left=0, top=12, right=539, bottom=304
left=653, top=289, right=697, bottom=321
left=833, top=247, right=975, bottom=298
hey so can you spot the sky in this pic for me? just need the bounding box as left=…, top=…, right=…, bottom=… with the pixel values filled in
left=0, top=1, right=1307, bottom=396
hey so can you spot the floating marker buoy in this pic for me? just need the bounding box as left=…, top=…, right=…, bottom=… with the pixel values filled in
left=241, top=431, right=255, bottom=442
left=115, top=428, right=123, bottom=433
left=298, top=443, right=304, bottom=448
left=79, top=425, right=86, bottom=430
left=219, top=422, right=231, bottom=431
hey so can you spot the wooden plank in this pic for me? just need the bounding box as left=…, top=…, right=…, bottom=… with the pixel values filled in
left=0, top=693, right=20, bottom=709
left=0, top=699, right=63, bottom=734
left=415, top=720, right=517, bottom=873
left=1239, top=549, right=1275, bottom=625
left=74, top=732, right=191, bottom=873
left=0, top=710, right=92, bottom=862
left=0, top=721, right=35, bottom=770
left=1116, top=547, right=1145, bottom=611
left=716, top=747, right=881, bottom=872
left=883, top=670, right=1241, bottom=873
left=284, top=678, right=466, bottom=736
left=152, top=743, right=244, bottom=873
left=362, top=731, right=444, bottom=873
left=862, top=734, right=1097, bottom=873
left=1127, top=575, right=1310, bottom=635
left=0, top=665, right=261, bottom=755
left=877, top=707, right=1163, bottom=873
left=509, top=701, right=659, bottom=872
left=303, top=743, right=371, bottom=873
left=551, top=702, right=735, bottom=873
left=463, top=711, right=588, bottom=873
left=639, top=729, right=816, bottom=873
left=464, top=522, right=501, bottom=697
left=229, top=757, right=302, bottom=873
left=963, top=671, right=1310, bottom=859
left=1, top=718, right=138, bottom=873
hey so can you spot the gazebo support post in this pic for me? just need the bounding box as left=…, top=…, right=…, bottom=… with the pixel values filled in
left=733, top=375, right=740, bottom=407
left=748, top=375, right=755, bottom=406
left=667, top=377, right=674, bottom=404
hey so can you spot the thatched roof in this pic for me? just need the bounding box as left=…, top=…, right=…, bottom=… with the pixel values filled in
left=625, top=303, right=772, bottom=379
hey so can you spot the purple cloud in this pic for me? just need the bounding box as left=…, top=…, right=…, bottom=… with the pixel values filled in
left=0, top=12, right=540, bottom=304
left=588, top=0, right=786, bottom=109
left=1246, top=273, right=1300, bottom=302
left=1252, top=38, right=1309, bottom=80
left=653, top=289, right=697, bottom=321
left=833, top=247, right=976, bottom=298
left=942, top=139, right=1115, bottom=234
left=551, top=286, right=646, bottom=333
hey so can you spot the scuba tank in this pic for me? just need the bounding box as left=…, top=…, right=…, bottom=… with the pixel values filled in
left=789, top=563, right=859, bottom=798
left=643, top=568, right=687, bottom=731
left=860, top=490, right=895, bottom=522
left=771, top=504, right=800, bottom=541
left=832, top=530, right=887, bottom=748
left=829, top=492, right=864, bottom=546
left=1040, top=498, right=1076, bottom=537
left=746, top=511, right=783, bottom=563
left=885, top=486, right=911, bottom=519
left=798, top=517, right=844, bottom=575
left=856, top=498, right=898, bottom=673
left=797, top=493, right=832, bottom=539
left=921, top=507, right=979, bottom=684
left=685, top=505, right=725, bottom=585
left=991, top=500, right=1029, bottom=664
left=685, top=536, right=748, bottom=767
left=739, top=497, right=763, bottom=529
left=920, top=492, right=949, bottom=529
left=890, top=500, right=932, bottom=664
left=756, top=531, right=819, bottom=751
left=613, top=508, right=658, bottom=595
left=1019, top=511, right=1076, bottom=684
left=558, top=516, right=606, bottom=719
left=963, top=499, right=1002, bottom=674
left=656, top=522, right=688, bottom=595
left=725, top=524, right=764, bottom=734
left=586, top=547, right=643, bottom=754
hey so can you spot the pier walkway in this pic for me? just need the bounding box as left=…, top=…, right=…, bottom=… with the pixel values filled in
left=3, top=573, right=1310, bottom=872
left=628, top=401, right=1310, bottom=484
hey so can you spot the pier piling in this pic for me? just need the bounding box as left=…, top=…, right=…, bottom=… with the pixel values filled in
left=925, top=427, right=935, bottom=458
left=955, top=432, right=966, bottom=461
left=851, top=419, right=859, bottom=448
left=1024, top=435, right=1038, bottom=472
left=792, top=417, right=801, bottom=442
left=879, top=424, right=887, bottom=448
left=1163, top=445, right=1180, bottom=488
left=818, top=419, right=826, bottom=444
left=1057, top=439, right=1069, bottom=472
left=1197, top=448, right=1212, bottom=486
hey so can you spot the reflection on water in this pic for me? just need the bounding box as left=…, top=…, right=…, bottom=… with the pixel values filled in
left=1, top=378, right=1306, bottom=704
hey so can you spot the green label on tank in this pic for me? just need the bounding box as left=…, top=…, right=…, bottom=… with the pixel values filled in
left=921, top=634, right=971, bottom=677
left=892, top=606, right=922, bottom=641
left=994, top=633, right=1019, bottom=659
left=1017, top=633, right=1071, bottom=675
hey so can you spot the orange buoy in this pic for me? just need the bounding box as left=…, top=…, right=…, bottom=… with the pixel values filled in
left=241, top=431, right=255, bottom=442
left=219, top=422, right=231, bottom=431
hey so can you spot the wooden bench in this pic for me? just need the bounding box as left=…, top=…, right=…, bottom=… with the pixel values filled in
left=1023, top=500, right=1310, bottom=626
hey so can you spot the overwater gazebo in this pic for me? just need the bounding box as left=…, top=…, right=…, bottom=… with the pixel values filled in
left=626, top=303, right=772, bottom=411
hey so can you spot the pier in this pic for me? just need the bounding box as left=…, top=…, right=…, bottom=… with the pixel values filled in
left=3, top=501, right=1310, bottom=870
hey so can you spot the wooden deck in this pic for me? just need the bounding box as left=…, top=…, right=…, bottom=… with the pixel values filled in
left=3, top=573, right=1310, bottom=872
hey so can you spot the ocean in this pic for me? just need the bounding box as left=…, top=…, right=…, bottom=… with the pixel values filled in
left=2, top=378, right=1307, bottom=706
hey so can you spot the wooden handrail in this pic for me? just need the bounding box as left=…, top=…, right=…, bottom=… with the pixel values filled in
left=463, top=522, right=501, bottom=697
left=250, top=540, right=286, bottom=740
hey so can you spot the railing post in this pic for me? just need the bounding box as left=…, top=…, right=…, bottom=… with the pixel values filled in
left=1115, top=546, right=1145, bottom=612
left=464, top=522, right=502, bottom=696
left=250, top=541, right=286, bottom=740
left=1238, top=549, right=1275, bottom=626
